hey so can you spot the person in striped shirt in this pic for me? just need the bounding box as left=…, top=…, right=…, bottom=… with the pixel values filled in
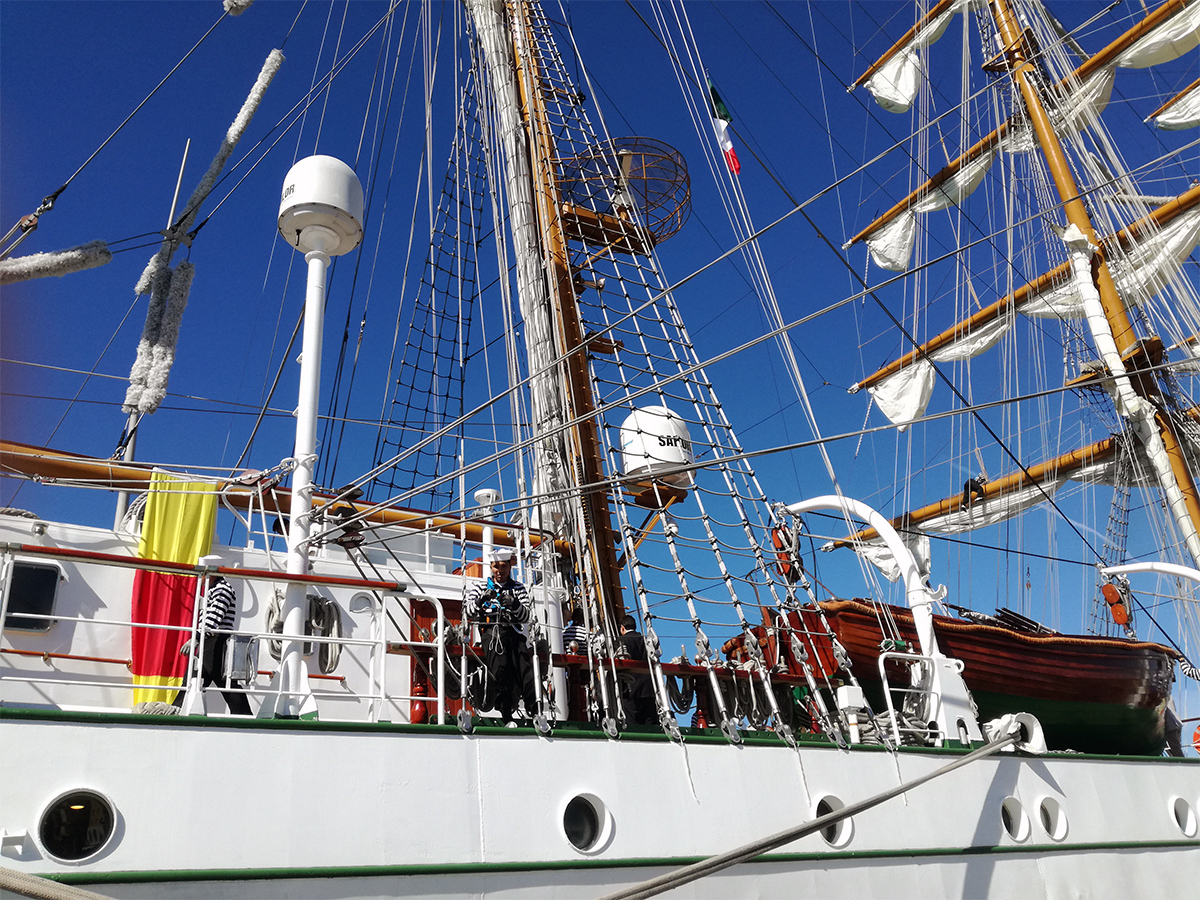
left=464, top=548, right=536, bottom=724
left=173, top=574, right=252, bottom=715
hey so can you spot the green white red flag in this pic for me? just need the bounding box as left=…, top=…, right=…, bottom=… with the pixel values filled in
left=707, top=76, right=741, bottom=175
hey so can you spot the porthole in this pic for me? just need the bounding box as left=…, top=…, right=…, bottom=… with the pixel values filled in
left=39, top=790, right=115, bottom=862
left=1173, top=797, right=1198, bottom=838
left=564, top=796, right=598, bottom=850
left=1038, top=797, right=1068, bottom=841
left=814, top=795, right=853, bottom=847
left=1001, top=797, right=1030, bottom=842
left=561, top=793, right=613, bottom=854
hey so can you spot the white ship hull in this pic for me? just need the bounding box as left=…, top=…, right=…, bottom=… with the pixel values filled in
left=0, top=715, right=1195, bottom=897
left=3, top=516, right=1197, bottom=897
left=2, top=711, right=1198, bottom=899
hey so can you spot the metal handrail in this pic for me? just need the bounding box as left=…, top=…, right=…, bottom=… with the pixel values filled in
left=877, top=650, right=942, bottom=746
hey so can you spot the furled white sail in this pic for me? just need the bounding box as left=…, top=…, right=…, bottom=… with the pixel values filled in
left=863, top=149, right=996, bottom=271
left=850, top=457, right=1132, bottom=580
left=1153, top=80, right=1200, bottom=129
left=865, top=204, right=1200, bottom=426
left=869, top=0, right=1200, bottom=117
left=867, top=314, right=1010, bottom=425
left=1109, top=204, right=1200, bottom=306
left=853, top=531, right=932, bottom=583
left=1118, top=0, right=1200, bottom=68
left=1015, top=1, right=1200, bottom=146
left=859, top=1, right=1200, bottom=270
left=864, top=0, right=977, bottom=114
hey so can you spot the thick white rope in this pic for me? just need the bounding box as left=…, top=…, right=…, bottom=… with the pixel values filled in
left=0, top=866, right=112, bottom=900
left=124, top=46, right=283, bottom=415
left=0, top=242, right=111, bottom=285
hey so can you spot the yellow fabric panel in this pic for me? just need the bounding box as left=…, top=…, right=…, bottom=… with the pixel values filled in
left=137, top=470, right=218, bottom=564
left=132, top=674, right=185, bottom=705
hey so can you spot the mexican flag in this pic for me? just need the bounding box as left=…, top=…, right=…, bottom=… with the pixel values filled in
left=708, top=76, right=741, bottom=175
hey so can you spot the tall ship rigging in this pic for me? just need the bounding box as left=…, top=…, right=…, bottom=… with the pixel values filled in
left=0, top=1, right=1198, bottom=897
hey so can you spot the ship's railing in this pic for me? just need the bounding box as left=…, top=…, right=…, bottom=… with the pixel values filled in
left=877, top=650, right=943, bottom=746
left=0, top=543, right=450, bottom=723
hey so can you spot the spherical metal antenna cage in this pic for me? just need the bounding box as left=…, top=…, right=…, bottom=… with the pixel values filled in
left=559, top=137, right=690, bottom=244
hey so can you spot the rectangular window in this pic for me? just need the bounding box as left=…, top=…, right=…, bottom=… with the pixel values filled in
left=4, top=561, right=61, bottom=632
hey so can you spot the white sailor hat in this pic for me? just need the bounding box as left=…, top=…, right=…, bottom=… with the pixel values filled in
left=492, top=548, right=514, bottom=562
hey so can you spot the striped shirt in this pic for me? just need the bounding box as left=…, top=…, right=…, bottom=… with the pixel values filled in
left=201, top=578, right=238, bottom=633
left=464, top=577, right=531, bottom=627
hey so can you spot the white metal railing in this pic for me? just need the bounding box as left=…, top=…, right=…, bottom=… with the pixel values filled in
left=0, top=548, right=452, bottom=724
left=877, top=651, right=943, bottom=746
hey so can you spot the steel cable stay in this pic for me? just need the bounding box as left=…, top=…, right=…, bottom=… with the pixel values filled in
left=597, top=727, right=1024, bottom=900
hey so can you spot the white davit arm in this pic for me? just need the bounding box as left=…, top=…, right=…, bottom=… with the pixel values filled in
left=781, top=495, right=984, bottom=745
left=783, top=495, right=945, bottom=656
left=1103, top=561, right=1200, bottom=594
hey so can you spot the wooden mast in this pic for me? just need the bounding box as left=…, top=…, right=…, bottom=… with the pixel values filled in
left=848, top=0, right=1194, bottom=250
left=987, top=0, right=1200, bottom=562
left=506, top=0, right=626, bottom=619
left=853, top=183, right=1200, bottom=393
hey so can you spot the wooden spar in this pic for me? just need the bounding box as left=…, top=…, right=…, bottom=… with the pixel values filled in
left=846, top=127, right=1006, bottom=249
left=848, top=0, right=1194, bottom=249
left=829, top=436, right=1118, bottom=547
left=509, top=2, right=626, bottom=619
left=1069, top=0, right=1193, bottom=84
left=989, top=0, right=1200, bottom=556
left=1147, top=74, right=1200, bottom=120
left=854, top=183, right=1200, bottom=392
left=850, top=0, right=959, bottom=90
left=0, top=439, right=567, bottom=552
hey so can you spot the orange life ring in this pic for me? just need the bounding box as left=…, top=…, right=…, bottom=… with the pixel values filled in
left=1101, top=583, right=1129, bottom=626
left=1193, top=723, right=1200, bottom=755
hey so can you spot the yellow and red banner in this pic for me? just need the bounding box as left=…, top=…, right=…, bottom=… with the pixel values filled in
left=130, top=470, right=217, bottom=704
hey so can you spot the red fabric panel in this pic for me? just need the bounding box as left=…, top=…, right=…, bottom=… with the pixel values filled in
left=130, top=569, right=197, bottom=680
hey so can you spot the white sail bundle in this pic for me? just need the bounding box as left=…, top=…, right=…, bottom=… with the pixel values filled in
left=867, top=0, right=1200, bottom=117
left=124, top=47, right=283, bottom=415
left=1014, top=0, right=1200, bottom=147
left=1153, top=79, right=1200, bottom=129
left=862, top=149, right=996, bottom=271
left=0, top=240, right=111, bottom=284
left=866, top=313, right=1009, bottom=425
left=863, top=0, right=979, bottom=114
left=858, top=0, right=1200, bottom=272
left=865, top=203, right=1200, bottom=427
left=851, top=457, right=1135, bottom=580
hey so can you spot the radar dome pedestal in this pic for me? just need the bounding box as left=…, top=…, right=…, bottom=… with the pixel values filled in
left=269, top=154, right=364, bottom=719
left=278, top=155, right=364, bottom=256
left=620, top=405, right=694, bottom=507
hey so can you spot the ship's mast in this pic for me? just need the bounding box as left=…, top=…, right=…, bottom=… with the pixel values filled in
left=989, top=0, right=1200, bottom=566
left=467, top=0, right=625, bottom=619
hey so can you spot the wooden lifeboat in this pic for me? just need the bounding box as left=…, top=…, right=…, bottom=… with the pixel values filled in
left=816, top=598, right=1178, bottom=756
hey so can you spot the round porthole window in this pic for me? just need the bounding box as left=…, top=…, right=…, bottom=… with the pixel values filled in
left=1038, top=797, right=1068, bottom=841
left=39, top=790, right=116, bottom=862
left=561, top=793, right=613, bottom=854
left=1001, top=797, right=1030, bottom=842
left=564, top=795, right=600, bottom=850
left=814, top=795, right=853, bottom=847
left=1172, top=797, right=1197, bottom=838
